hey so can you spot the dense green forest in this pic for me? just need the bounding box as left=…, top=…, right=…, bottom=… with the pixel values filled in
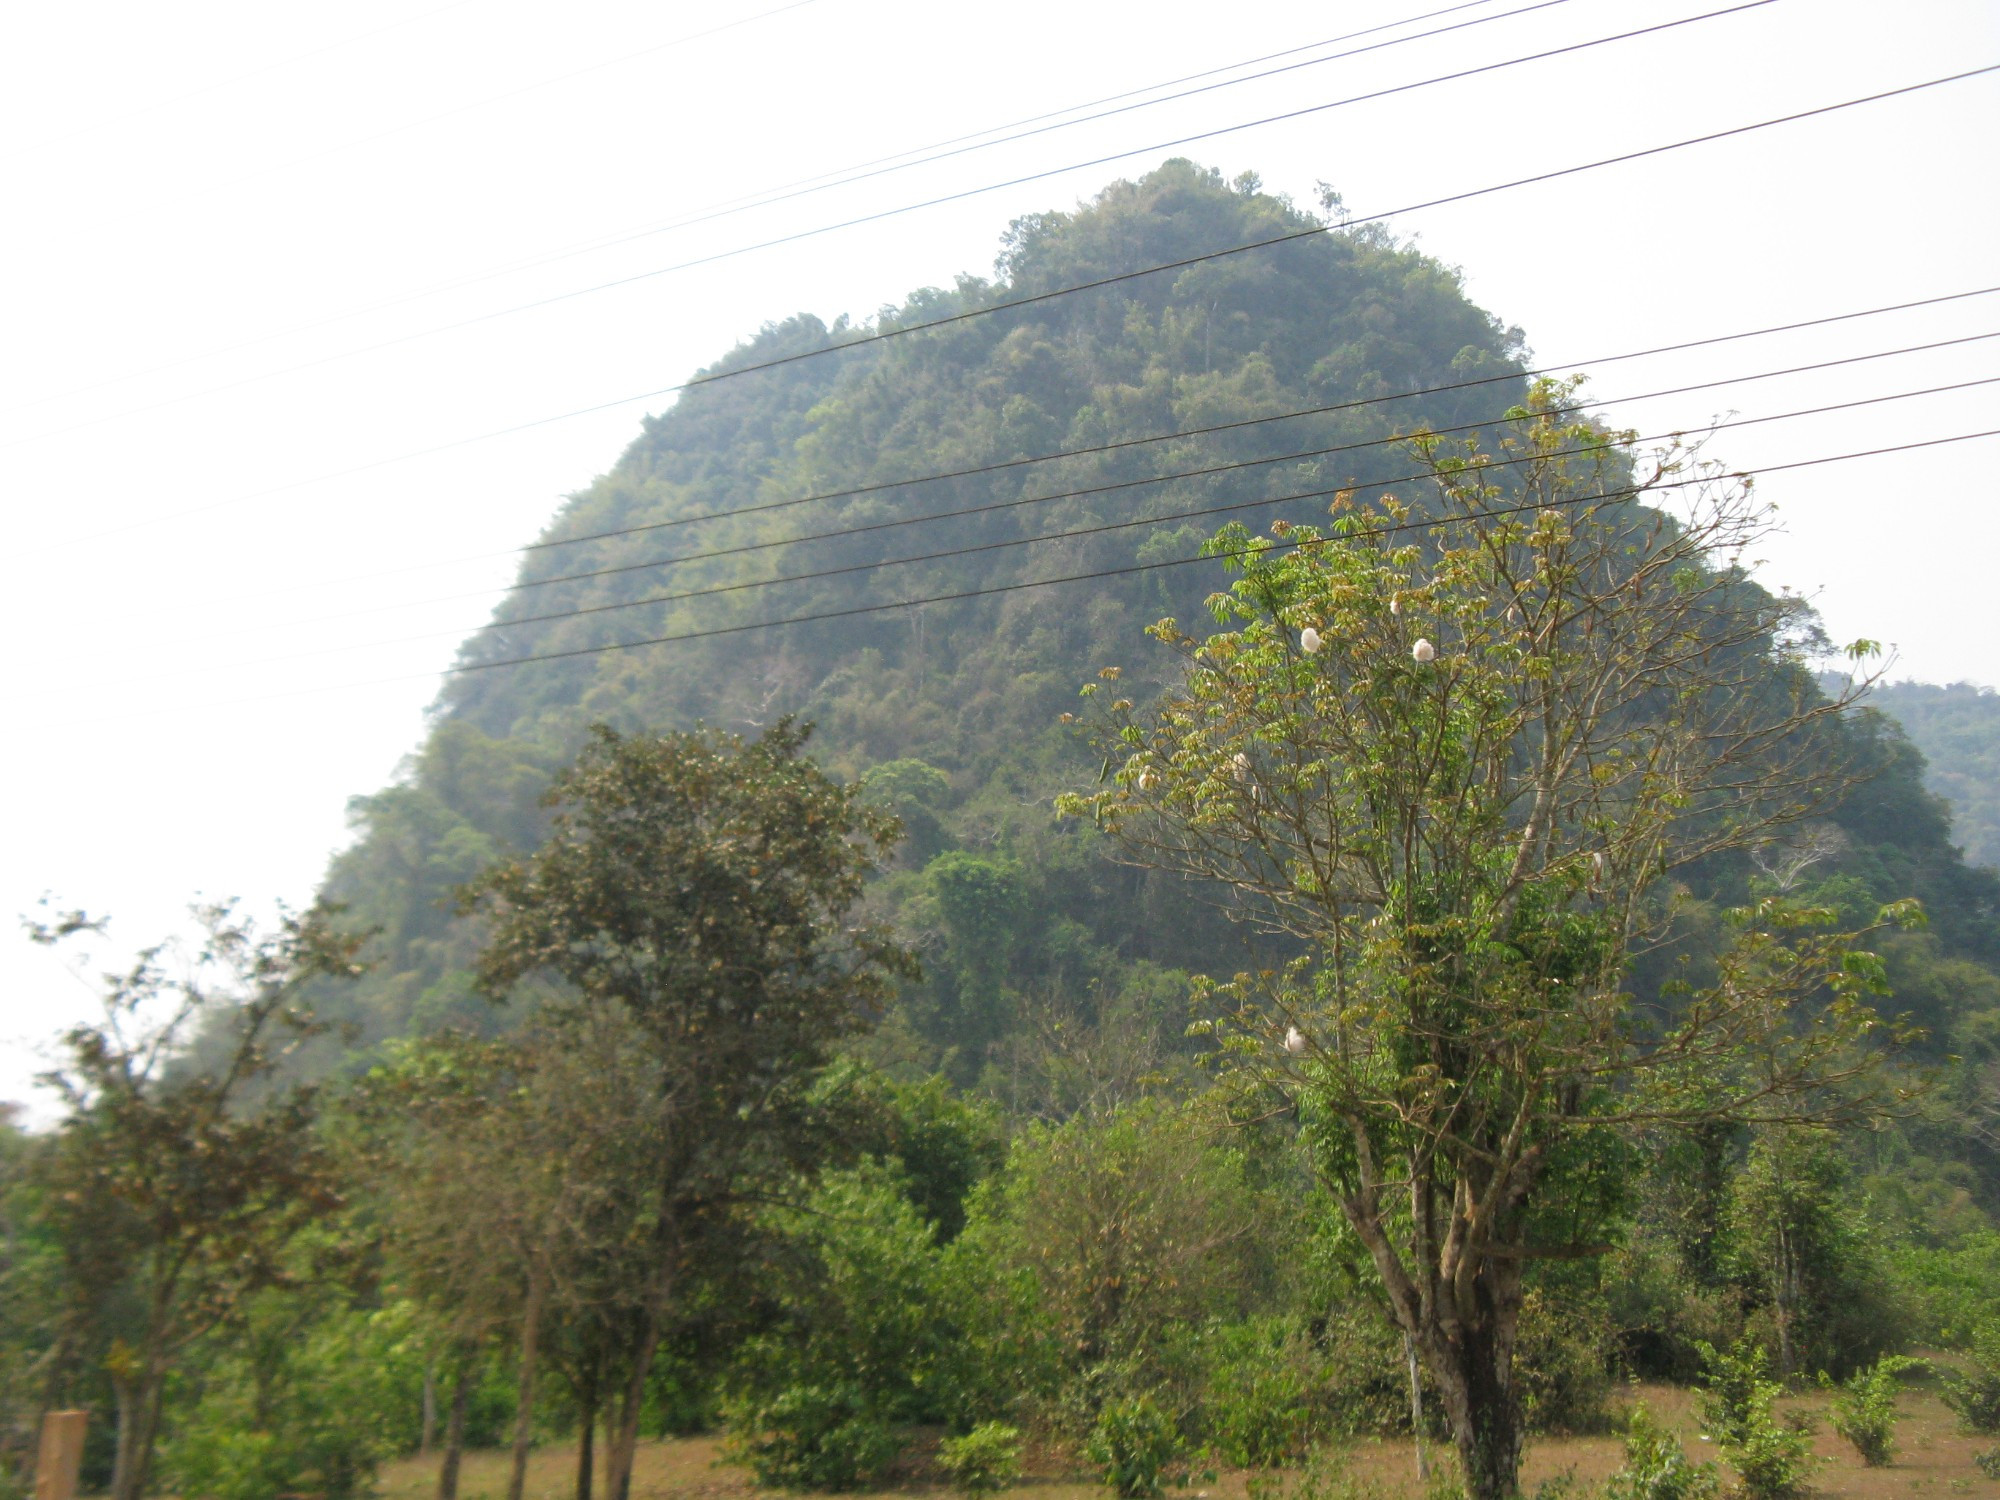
left=1864, top=681, right=2000, bottom=872
left=6, top=163, right=2000, bottom=1500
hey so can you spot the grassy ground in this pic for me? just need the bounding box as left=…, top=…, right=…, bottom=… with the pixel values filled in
left=375, top=1383, right=1997, bottom=1500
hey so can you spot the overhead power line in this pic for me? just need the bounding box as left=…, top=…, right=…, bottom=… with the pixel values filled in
left=498, top=329, right=2000, bottom=593
left=296, top=376, right=2000, bottom=666
left=235, top=328, right=1983, bottom=658
left=436, top=428, right=2000, bottom=679
left=106, top=283, right=2000, bottom=640
left=14, top=0, right=1769, bottom=457
left=109, top=383, right=1997, bottom=689
left=0, top=0, right=1551, bottom=420
left=49, top=63, right=1994, bottom=552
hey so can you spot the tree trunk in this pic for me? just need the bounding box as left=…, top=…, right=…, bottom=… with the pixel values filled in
left=421, top=1360, right=439, bottom=1457
left=108, top=1375, right=136, bottom=1500
left=507, top=1272, right=547, bottom=1500
left=437, top=1361, right=476, bottom=1500
left=574, top=1389, right=596, bottom=1500
left=1428, top=1322, right=1524, bottom=1500
left=1406, top=1331, right=1431, bottom=1480
left=110, top=1371, right=166, bottom=1500
left=603, top=1318, right=663, bottom=1500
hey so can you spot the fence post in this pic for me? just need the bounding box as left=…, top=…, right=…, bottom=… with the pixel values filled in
left=33, top=1411, right=87, bottom=1500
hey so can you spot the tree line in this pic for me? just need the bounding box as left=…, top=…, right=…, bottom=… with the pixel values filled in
left=5, top=393, right=1999, bottom=1500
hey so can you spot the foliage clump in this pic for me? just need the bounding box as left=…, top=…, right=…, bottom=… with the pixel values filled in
left=1085, top=1393, right=1185, bottom=1498
left=1941, top=1322, right=2000, bottom=1434
left=936, top=1421, right=1023, bottom=1495
left=1604, top=1404, right=1720, bottom=1500
left=1827, top=1355, right=1921, bottom=1465
left=1695, top=1340, right=1818, bottom=1500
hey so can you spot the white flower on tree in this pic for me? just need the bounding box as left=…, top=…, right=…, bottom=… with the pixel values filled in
left=1285, top=1025, right=1307, bottom=1055
left=1412, top=638, right=1437, bottom=663
left=1300, top=627, right=1323, bottom=655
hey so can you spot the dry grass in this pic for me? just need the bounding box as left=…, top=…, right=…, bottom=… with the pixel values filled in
left=375, top=1383, right=1997, bottom=1500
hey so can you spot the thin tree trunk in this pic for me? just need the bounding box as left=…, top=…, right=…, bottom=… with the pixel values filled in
left=421, top=1360, right=440, bottom=1457
left=604, top=1318, right=664, bottom=1500
left=575, top=1388, right=596, bottom=1500
left=110, top=1370, right=167, bottom=1500
left=437, top=1361, right=476, bottom=1500
left=1406, top=1331, right=1431, bottom=1480
left=108, top=1375, right=136, bottom=1500
left=507, top=1272, right=547, bottom=1500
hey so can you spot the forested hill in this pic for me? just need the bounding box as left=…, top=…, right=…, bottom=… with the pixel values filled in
left=1865, top=680, right=2000, bottom=870
left=316, top=161, right=2000, bottom=1117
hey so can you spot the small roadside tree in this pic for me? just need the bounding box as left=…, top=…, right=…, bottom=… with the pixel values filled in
left=27, top=901, right=361, bottom=1500
left=1060, top=386, right=1918, bottom=1500
left=460, top=719, right=916, bottom=1500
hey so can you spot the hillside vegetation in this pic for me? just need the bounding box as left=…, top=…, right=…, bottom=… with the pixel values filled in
left=1866, top=681, right=2000, bottom=870
left=7, top=163, right=1999, bottom=1500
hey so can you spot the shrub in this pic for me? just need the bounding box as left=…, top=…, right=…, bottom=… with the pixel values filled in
left=1515, top=1288, right=1614, bottom=1434
left=1199, top=1319, right=1316, bottom=1467
left=1604, top=1404, right=1720, bottom=1500
left=1207, top=1363, right=1311, bottom=1467
left=1313, top=1301, right=1421, bottom=1437
left=1972, top=1446, right=2000, bottom=1479
left=1695, top=1339, right=1817, bottom=1500
left=1828, top=1355, right=1922, bottom=1465
left=937, top=1421, right=1023, bottom=1495
left=722, top=1383, right=902, bottom=1492
left=1086, top=1394, right=1183, bottom=1499
left=1940, top=1322, right=2000, bottom=1434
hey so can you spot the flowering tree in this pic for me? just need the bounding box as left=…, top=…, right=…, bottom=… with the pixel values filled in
left=1060, top=386, right=1919, bottom=1500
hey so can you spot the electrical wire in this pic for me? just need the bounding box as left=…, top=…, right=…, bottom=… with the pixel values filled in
left=87, top=282, right=1999, bottom=643
left=0, top=0, right=1535, bottom=419
left=12, top=0, right=1770, bottom=457
left=493, top=328, right=2000, bottom=595
left=47, top=62, right=1994, bottom=552
left=95, top=382, right=1997, bottom=688
left=168, top=427, right=1984, bottom=707
left=282, top=376, right=2000, bottom=665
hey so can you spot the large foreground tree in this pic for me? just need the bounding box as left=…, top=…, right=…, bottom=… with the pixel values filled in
left=460, top=719, right=916, bottom=1500
left=1061, top=387, right=1919, bottom=1500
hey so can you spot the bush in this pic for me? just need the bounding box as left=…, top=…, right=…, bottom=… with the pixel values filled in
left=1515, top=1288, right=1613, bottom=1434
left=1941, top=1322, right=2000, bottom=1434
left=1695, top=1339, right=1817, bottom=1500
left=1086, top=1394, right=1183, bottom=1499
left=1208, top=1363, right=1311, bottom=1468
left=937, top=1421, right=1022, bottom=1495
left=1973, top=1446, right=2000, bottom=1479
left=1312, top=1301, right=1423, bottom=1437
left=1828, top=1355, right=1921, bottom=1465
left=1604, top=1404, right=1720, bottom=1500
left=159, top=1294, right=424, bottom=1500
left=1199, top=1319, right=1316, bottom=1467
left=722, top=1383, right=902, bottom=1492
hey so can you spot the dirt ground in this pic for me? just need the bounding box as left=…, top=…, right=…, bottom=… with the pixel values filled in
left=375, top=1383, right=1999, bottom=1500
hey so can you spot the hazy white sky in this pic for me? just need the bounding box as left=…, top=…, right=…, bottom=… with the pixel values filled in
left=2, top=0, right=1995, bottom=1115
